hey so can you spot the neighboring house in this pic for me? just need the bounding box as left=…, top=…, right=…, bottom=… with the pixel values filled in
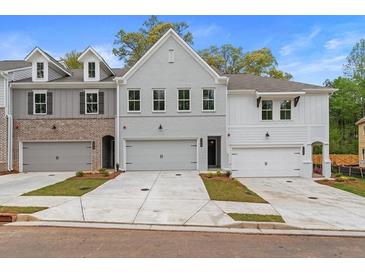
left=0, top=29, right=335, bottom=178
left=356, top=117, right=365, bottom=167
left=0, top=60, right=32, bottom=172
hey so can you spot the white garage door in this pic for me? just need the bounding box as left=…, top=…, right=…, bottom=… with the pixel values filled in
left=231, top=147, right=301, bottom=177
left=126, top=140, right=197, bottom=171
left=22, top=141, right=92, bottom=172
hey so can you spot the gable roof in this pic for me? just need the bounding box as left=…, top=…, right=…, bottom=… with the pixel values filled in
left=356, top=117, right=365, bottom=125
left=117, top=28, right=228, bottom=85
left=0, top=60, right=31, bottom=72
left=25, top=47, right=72, bottom=76
left=78, top=46, right=115, bottom=76
left=226, top=73, right=330, bottom=92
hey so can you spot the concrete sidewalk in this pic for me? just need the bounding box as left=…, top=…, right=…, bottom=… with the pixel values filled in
left=7, top=220, right=365, bottom=238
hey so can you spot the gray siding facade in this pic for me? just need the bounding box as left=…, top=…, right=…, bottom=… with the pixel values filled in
left=12, top=88, right=116, bottom=119
left=118, top=35, right=228, bottom=171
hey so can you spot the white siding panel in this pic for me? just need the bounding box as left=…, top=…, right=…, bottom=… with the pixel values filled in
left=0, top=77, right=4, bottom=107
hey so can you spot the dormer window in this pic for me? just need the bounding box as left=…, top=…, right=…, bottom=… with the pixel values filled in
left=88, top=62, right=96, bottom=78
left=36, top=62, right=44, bottom=79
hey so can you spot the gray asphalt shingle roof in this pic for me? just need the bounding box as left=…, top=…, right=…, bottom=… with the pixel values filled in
left=0, top=60, right=31, bottom=71
left=226, top=73, right=325, bottom=92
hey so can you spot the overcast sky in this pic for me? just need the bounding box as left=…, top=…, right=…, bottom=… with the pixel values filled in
left=0, top=15, right=364, bottom=85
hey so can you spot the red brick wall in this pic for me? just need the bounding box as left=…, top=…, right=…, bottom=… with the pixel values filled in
left=13, top=118, right=115, bottom=171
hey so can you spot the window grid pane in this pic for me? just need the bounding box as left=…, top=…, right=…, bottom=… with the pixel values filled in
left=34, top=92, right=47, bottom=114
left=178, top=90, right=190, bottom=111
left=280, top=100, right=291, bottom=120
left=262, top=100, right=273, bottom=120
left=153, top=90, right=165, bottom=111
left=203, top=89, right=214, bottom=110
left=128, top=90, right=140, bottom=111
left=88, top=62, right=96, bottom=78
left=86, top=92, right=98, bottom=114
left=37, top=63, right=44, bottom=79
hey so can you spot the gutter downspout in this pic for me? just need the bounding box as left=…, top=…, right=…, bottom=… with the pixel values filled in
left=1, top=72, right=12, bottom=171
left=115, top=78, right=120, bottom=171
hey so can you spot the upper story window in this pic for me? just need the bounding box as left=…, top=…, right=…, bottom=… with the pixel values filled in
left=36, top=62, right=44, bottom=79
left=85, top=90, right=98, bottom=114
left=88, top=62, right=96, bottom=78
left=153, top=89, right=165, bottom=112
left=178, top=89, right=190, bottom=111
left=202, top=89, right=215, bottom=111
left=128, top=89, right=141, bottom=112
left=34, top=91, right=47, bottom=114
left=262, top=100, right=273, bottom=120
left=280, top=100, right=292, bottom=120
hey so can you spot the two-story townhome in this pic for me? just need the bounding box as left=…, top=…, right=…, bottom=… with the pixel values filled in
left=1, top=29, right=335, bottom=178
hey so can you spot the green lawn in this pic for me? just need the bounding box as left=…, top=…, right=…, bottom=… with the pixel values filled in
left=22, top=177, right=109, bottom=196
left=201, top=175, right=267, bottom=203
left=0, top=206, right=48, bottom=214
left=228, top=213, right=285, bottom=223
left=317, top=177, right=365, bottom=198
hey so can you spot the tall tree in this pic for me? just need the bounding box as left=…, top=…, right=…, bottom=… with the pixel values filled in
left=344, top=39, right=365, bottom=80
left=113, top=16, right=193, bottom=67
left=199, top=45, right=292, bottom=79
left=60, top=50, right=82, bottom=69
left=199, top=44, right=244, bottom=74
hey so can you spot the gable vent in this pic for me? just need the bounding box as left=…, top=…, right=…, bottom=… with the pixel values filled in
left=168, top=49, right=175, bottom=63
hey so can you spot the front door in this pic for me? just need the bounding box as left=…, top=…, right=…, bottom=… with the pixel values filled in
left=208, top=138, right=217, bottom=168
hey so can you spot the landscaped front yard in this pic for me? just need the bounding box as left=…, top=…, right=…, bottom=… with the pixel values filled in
left=200, top=173, right=267, bottom=203
left=0, top=206, right=47, bottom=214
left=316, top=176, right=365, bottom=198
left=228, top=213, right=285, bottom=223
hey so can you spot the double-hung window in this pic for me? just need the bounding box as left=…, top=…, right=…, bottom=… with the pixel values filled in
left=280, top=100, right=292, bottom=120
left=36, top=62, right=44, bottom=79
left=261, top=100, right=273, bottom=120
left=85, top=90, right=98, bottom=114
left=178, top=89, right=190, bottom=111
left=128, top=90, right=141, bottom=112
left=34, top=91, right=47, bottom=114
left=202, top=89, right=215, bottom=111
left=153, top=89, right=165, bottom=112
left=88, top=62, right=96, bottom=78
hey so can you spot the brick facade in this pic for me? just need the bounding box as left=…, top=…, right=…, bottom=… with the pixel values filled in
left=0, top=108, right=7, bottom=172
left=13, top=118, right=115, bottom=171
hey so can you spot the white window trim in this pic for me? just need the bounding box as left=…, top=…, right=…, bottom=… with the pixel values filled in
left=260, top=99, right=273, bottom=121
left=36, top=62, right=45, bottom=80
left=127, top=89, right=141, bottom=113
left=177, top=88, right=191, bottom=112
left=85, top=89, right=99, bottom=115
left=88, top=62, right=96, bottom=79
left=280, top=99, right=292, bottom=121
left=33, top=90, right=47, bottom=115
left=202, top=88, right=216, bottom=112
left=152, top=89, right=166, bottom=113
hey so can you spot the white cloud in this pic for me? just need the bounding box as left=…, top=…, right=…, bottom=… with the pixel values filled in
left=280, top=26, right=321, bottom=56
left=325, top=32, right=364, bottom=50
left=93, top=44, right=124, bottom=68
left=191, top=23, right=222, bottom=38
left=280, top=55, right=346, bottom=75
left=0, top=32, right=35, bottom=60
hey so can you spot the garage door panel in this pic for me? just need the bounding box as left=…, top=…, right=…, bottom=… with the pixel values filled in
left=23, top=142, right=92, bottom=172
left=232, top=147, right=301, bottom=177
left=126, top=140, right=197, bottom=171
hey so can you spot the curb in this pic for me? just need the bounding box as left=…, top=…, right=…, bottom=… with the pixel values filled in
left=6, top=220, right=365, bottom=238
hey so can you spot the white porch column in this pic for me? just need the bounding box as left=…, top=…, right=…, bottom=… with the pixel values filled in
left=301, top=143, right=313, bottom=178
left=115, top=80, right=120, bottom=170
left=322, top=143, right=331, bottom=178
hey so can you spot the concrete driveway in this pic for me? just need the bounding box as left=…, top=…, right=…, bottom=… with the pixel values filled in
left=33, top=171, right=236, bottom=226
left=0, top=172, right=74, bottom=204
left=240, top=177, right=365, bottom=230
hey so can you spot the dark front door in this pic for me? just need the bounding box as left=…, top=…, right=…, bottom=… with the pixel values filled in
left=208, top=138, right=217, bottom=167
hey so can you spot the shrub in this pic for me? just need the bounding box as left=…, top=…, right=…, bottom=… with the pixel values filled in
left=334, top=173, right=342, bottom=178
left=76, top=171, right=84, bottom=177
left=207, top=172, right=213, bottom=178
left=226, top=170, right=232, bottom=178
left=216, top=170, right=222, bottom=177
left=98, top=168, right=109, bottom=177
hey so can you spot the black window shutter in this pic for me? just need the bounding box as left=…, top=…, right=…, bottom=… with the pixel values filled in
left=28, top=91, right=34, bottom=115
left=80, top=91, right=85, bottom=114
left=99, top=91, right=104, bottom=114
left=47, top=92, right=53, bottom=115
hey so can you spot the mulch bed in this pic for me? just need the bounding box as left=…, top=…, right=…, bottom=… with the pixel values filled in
left=73, top=171, right=122, bottom=180
left=0, top=171, right=19, bottom=176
